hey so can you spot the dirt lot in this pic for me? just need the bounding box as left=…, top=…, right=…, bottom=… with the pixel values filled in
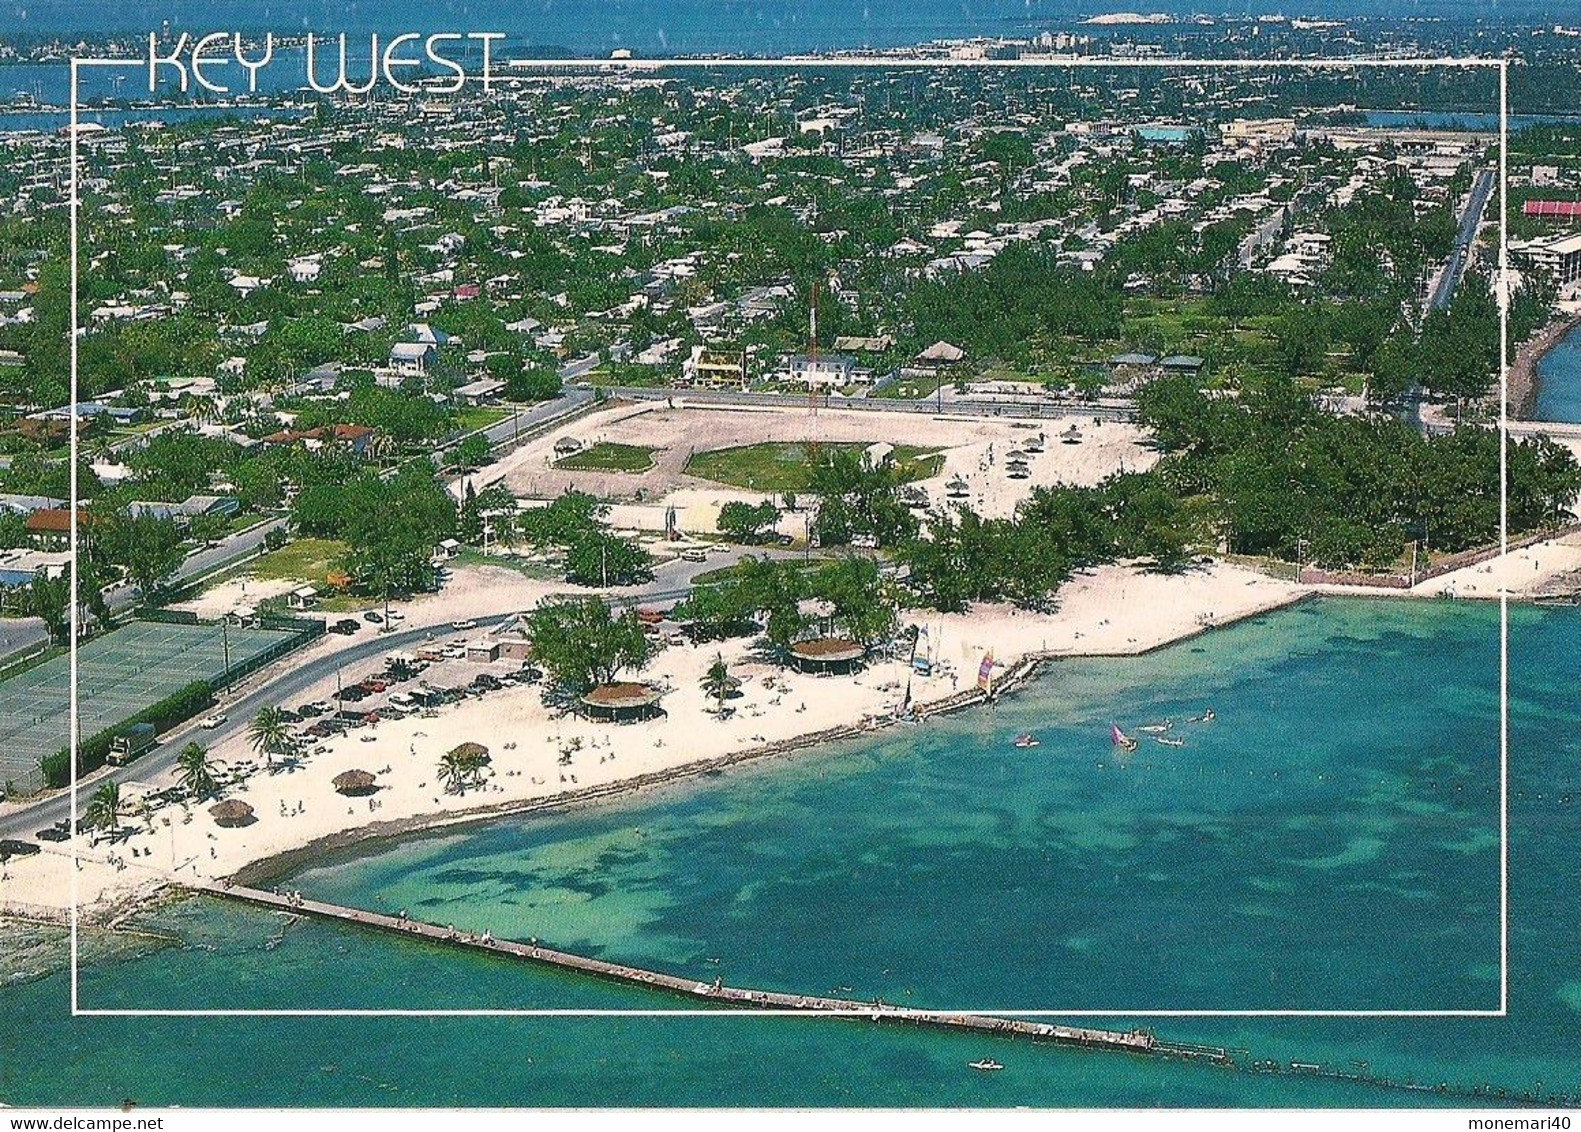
left=490, top=402, right=1155, bottom=521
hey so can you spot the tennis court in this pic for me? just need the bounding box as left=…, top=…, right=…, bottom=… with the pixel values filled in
left=0, top=619, right=304, bottom=794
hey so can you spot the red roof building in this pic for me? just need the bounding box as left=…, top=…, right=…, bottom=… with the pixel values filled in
left=261, top=424, right=375, bottom=452
left=1523, top=200, right=1581, bottom=220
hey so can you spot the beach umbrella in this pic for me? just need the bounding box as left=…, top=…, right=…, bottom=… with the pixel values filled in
left=332, top=769, right=378, bottom=796
left=209, top=800, right=256, bottom=828
left=448, top=741, right=489, bottom=760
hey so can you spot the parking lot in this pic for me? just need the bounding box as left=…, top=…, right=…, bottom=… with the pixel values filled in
left=280, top=634, right=541, bottom=748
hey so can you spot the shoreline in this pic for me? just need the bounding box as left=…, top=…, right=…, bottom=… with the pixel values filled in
left=193, top=580, right=1581, bottom=892
left=14, top=531, right=1580, bottom=925
left=3, top=565, right=1313, bottom=919
left=1508, top=311, right=1581, bottom=419
left=231, top=586, right=1316, bottom=889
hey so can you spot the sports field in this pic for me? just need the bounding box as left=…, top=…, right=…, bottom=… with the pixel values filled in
left=0, top=619, right=301, bottom=794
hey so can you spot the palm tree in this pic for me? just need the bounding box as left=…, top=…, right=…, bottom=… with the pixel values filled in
left=436, top=752, right=465, bottom=795
left=84, top=781, right=121, bottom=841
left=247, top=706, right=292, bottom=770
left=437, top=743, right=490, bottom=795
left=184, top=394, right=221, bottom=426
left=365, top=431, right=398, bottom=469
left=176, top=741, right=219, bottom=800
left=702, top=654, right=734, bottom=716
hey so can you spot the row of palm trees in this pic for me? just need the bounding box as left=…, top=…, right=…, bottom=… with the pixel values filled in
left=82, top=739, right=218, bottom=841
left=83, top=702, right=296, bottom=839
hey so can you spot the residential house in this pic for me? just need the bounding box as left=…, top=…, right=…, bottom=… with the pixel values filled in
left=390, top=341, right=437, bottom=377
left=785, top=353, right=859, bottom=388
left=454, top=378, right=506, bottom=406
left=261, top=424, right=375, bottom=455
left=681, top=346, right=749, bottom=390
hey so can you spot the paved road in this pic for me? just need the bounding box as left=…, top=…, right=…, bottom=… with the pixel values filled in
left=1401, top=167, right=1496, bottom=434
left=559, top=354, right=602, bottom=383
left=0, top=611, right=515, bottom=839
left=0, top=517, right=289, bottom=670
left=1429, top=167, right=1496, bottom=313
left=176, top=518, right=288, bottom=581
left=475, top=388, right=595, bottom=450
left=0, top=617, right=48, bottom=665
left=0, top=542, right=798, bottom=838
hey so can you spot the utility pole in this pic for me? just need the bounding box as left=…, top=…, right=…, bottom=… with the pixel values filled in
left=220, top=616, right=232, bottom=692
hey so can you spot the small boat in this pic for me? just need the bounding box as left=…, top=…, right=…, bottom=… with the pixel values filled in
left=1154, top=736, right=1185, bottom=748
left=1110, top=724, right=1138, bottom=753
left=1189, top=708, right=1217, bottom=724
left=969, top=1059, right=1005, bottom=1072
left=1012, top=733, right=1040, bottom=749
left=1137, top=721, right=1172, bottom=734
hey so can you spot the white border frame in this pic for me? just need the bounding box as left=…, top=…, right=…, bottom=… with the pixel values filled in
left=66, top=52, right=1512, bottom=1019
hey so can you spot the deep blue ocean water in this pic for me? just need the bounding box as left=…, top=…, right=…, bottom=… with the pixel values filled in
left=1534, top=324, right=1581, bottom=425
left=4, top=597, right=1580, bottom=1107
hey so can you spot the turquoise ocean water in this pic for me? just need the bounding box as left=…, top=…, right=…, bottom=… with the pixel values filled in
left=4, top=597, right=1580, bottom=1107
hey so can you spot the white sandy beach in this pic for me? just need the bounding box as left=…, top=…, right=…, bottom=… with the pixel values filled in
left=0, top=559, right=1302, bottom=919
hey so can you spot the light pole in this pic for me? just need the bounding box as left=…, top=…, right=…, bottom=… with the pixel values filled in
left=220, top=616, right=232, bottom=692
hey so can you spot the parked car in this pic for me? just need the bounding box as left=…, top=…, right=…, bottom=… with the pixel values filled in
left=364, top=611, right=384, bottom=624
left=452, top=619, right=477, bottom=630
left=361, top=679, right=388, bottom=694
left=198, top=713, right=228, bottom=730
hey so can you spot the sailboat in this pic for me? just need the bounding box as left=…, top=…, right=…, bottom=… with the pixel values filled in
left=968, top=1058, right=1005, bottom=1072
left=1153, top=735, right=1185, bottom=748
left=1111, top=724, right=1139, bottom=752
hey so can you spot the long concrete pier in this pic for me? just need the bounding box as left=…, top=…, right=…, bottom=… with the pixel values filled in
left=195, top=881, right=1230, bottom=1064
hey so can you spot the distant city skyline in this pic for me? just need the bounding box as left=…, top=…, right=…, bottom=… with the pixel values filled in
left=3, top=0, right=1577, bottom=53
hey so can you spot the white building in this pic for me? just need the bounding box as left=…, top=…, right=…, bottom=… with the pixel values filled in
left=390, top=341, right=437, bottom=376
left=784, top=353, right=858, bottom=388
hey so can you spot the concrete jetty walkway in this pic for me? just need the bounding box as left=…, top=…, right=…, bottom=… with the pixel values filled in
left=195, top=880, right=1231, bottom=1064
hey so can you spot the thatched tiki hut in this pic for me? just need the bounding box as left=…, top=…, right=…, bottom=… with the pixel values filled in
left=581, top=682, right=664, bottom=722
left=209, top=800, right=256, bottom=828
left=788, top=636, right=866, bottom=675
left=333, top=769, right=378, bottom=797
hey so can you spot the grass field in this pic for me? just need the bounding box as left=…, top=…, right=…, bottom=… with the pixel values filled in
left=251, top=539, right=349, bottom=586
left=455, top=407, right=511, bottom=434
left=684, top=443, right=943, bottom=493
left=555, top=442, right=658, bottom=473
left=873, top=373, right=952, bottom=400
left=453, top=548, right=564, bottom=581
